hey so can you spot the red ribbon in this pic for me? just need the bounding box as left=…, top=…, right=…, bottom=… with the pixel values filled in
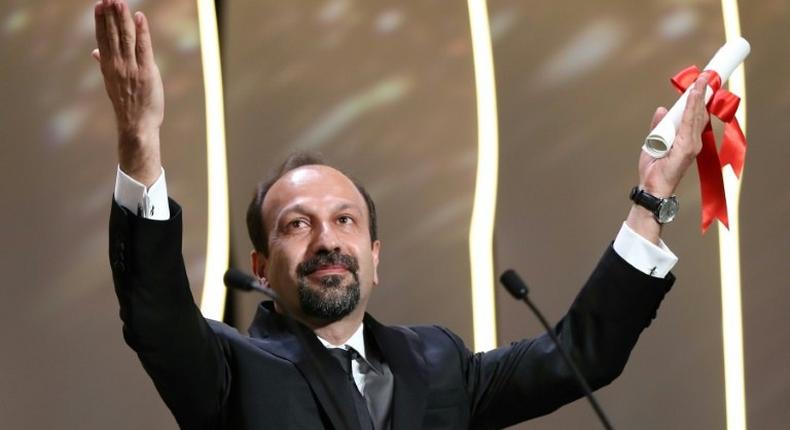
left=670, top=66, right=747, bottom=232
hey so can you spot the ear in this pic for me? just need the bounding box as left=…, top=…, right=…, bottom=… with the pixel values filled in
left=250, top=249, right=268, bottom=279
left=371, top=240, right=381, bottom=286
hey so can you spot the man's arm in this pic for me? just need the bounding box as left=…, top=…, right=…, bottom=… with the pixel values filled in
left=608, top=78, right=708, bottom=280
left=626, top=77, right=709, bottom=245
left=462, top=246, right=674, bottom=428
left=93, top=0, right=163, bottom=186
left=463, top=78, right=710, bottom=428
left=96, top=1, right=228, bottom=426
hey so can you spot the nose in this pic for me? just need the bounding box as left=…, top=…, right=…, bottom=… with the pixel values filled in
left=310, top=221, right=341, bottom=254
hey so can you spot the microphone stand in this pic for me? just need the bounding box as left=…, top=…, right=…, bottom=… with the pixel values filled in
left=500, top=269, right=615, bottom=430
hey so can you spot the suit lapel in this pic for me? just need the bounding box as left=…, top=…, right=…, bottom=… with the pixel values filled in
left=249, top=302, right=361, bottom=430
left=366, top=315, right=429, bottom=430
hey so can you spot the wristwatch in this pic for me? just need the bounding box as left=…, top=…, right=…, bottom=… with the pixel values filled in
left=629, top=186, right=679, bottom=224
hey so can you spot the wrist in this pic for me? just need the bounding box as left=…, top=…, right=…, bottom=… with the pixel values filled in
left=625, top=204, right=662, bottom=245
left=117, top=124, right=160, bottom=145
left=117, top=128, right=161, bottom=187
left=639, top=181, right=675, bottom=199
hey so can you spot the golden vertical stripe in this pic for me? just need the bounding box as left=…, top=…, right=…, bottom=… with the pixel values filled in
left=196, top=0, right=230, bottom=320
left=718, top=1, right=748, bottom=429
left=467, top=0, right=499, bottom=352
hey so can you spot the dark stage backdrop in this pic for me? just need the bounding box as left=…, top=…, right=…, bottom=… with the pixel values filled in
left=1, top=1, right=787, bottom=429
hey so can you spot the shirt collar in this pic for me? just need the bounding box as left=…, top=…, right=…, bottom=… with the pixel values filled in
left=316, top=323, right=367, bottom=361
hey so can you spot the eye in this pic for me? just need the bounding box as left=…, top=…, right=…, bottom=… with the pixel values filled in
left=337, top=215, right=354, bottom=225
left=286, top=218, right=309, bottom=231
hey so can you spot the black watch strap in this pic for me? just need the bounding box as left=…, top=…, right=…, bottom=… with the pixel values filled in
left=629, top=186, right=661, bottom=212
left=629, top=186, right=678, bottom=224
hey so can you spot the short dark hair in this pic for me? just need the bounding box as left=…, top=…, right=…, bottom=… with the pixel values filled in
left=246, top=152, right=378, bottom=256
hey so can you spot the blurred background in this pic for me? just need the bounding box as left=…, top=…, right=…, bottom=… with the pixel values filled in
left=1, top=0, right=788, bottom=428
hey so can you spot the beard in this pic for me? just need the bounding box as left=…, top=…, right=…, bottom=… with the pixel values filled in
left=296, top=250, right=361, bottom=322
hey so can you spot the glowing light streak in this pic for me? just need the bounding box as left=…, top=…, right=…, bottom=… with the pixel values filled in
left=467, top=0, right=499, bottom=352
left=196, top=0, right=229, bottom=320
left=718, top=1, right=747, bottom=429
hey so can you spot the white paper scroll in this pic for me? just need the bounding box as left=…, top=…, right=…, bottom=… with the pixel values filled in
left=643, top=37, right=750, bottom=158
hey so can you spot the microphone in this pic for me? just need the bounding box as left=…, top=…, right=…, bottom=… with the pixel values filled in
left=499, top=269, right=615, bottom=430
left=223, top=268, right=279, bottom=299
left=500, top=269, right=528, bottom=299
left=222, top=268, right=355, bottom=430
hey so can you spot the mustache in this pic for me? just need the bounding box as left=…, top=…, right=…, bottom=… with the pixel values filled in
left=296, top=250, right=359, bottom=277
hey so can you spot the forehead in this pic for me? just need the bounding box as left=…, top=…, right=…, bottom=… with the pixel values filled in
left=262, top=165, right=367, bottom=224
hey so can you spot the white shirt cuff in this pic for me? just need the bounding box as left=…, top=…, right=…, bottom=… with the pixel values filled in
left=612, top=222, right=678, bottom=278
left=113, top=166, right=170, bottom=220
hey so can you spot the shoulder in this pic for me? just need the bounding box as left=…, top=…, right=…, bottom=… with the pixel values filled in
left=403, top=325, right=466, bottom=345
left=203, top=319, right=285, bottom=362
left=206, top=319, right=242, bottom=337
left=394, top=324, right=473, bottom=363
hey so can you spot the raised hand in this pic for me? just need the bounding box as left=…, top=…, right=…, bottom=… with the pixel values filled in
left=626, top=77, right=710, bottom=243
left=93, top=0, right=163, bottom=187
left=639, top=77, right=709, bottom=198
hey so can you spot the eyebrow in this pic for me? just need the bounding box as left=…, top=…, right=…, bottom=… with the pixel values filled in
left=277, top=202, right=362, bottom=221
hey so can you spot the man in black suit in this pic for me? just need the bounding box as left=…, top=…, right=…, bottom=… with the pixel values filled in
left=94, top=1, right=710, bottom=428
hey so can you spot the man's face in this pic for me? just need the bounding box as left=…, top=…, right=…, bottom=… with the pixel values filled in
left=254, top=165, right=380, bottom=323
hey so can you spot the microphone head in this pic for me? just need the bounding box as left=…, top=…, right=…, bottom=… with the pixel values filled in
left=223, top=268, right=257, bottom=291
left=500, top=269, right=529, bottom=299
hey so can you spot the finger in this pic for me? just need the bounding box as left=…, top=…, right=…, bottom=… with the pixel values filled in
left=678, top=76, right=707, bottom=142
left=93, top=2, right=110, bottom=59
left=691, top=77, right=710, bottom=133
left=103, top=0, right=121, bottom=58
left=689, top=80, right=709, bottom=156
left=134, top=12, right=155, bottom=68
left=649, top=106, right=668, bottom=130
left=91, top=48, right=101, bottom=62
left=114, top=0, right=137, bottom=62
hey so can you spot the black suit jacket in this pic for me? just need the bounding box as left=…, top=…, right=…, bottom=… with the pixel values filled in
left=109, top=199, right=674, bottom=429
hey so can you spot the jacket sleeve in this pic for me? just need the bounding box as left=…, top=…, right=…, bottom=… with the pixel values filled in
left=458, top=245, right=674, bottom=429
left=109, top=198, right=230, bottom=429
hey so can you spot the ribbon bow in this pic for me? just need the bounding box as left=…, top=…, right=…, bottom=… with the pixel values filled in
left=671, top=65, right=747, bottom=232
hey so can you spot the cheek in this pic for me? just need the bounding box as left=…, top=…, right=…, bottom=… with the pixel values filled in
left=267, top=251, right=298, bottom=283
left=356, top=251, right=377, bottom=283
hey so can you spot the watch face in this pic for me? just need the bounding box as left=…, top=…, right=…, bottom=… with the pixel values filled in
left=658, top=198, right=679, bottom=223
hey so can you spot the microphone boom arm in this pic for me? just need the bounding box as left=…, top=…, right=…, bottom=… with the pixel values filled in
left=500, top=269, right=616, bottom=430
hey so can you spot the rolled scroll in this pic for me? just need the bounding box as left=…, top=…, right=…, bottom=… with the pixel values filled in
left=643, top=37, right=750, bottom=158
